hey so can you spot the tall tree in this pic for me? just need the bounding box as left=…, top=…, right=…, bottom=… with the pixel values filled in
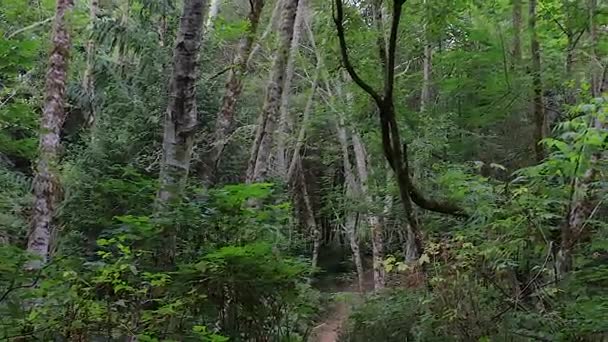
left=529, top=0, right=546, bottom=162
left=208, top=0, right=265, bottom=182
left=206, top=0, right=221, bottom=30
left=83, top=0, right=98, bottom=128
left=511, top=0, right=522, bottom=65
left=352, top=132, right=386, bottom=289
left=156, top=0, right=207, bottom=263
left=334, top=0, right=466, bottom=261
left=589, top=0, right=602, bottom=97
left=336, top=115, right=365, bottom=292
left=276, top=0, right=307, bottom=178
left=420, top=0, right=432, bottom=112
left=246, top=0, right=300, bottom=183
left=27, top=0, right=74, bottom=269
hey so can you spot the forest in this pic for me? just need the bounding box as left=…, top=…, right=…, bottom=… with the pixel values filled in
left=0, top=0, right=607, bottom=340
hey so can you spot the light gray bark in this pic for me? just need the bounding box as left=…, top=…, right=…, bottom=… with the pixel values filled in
left=206, top=0, right=221, bottom=30
left=157, top=0, right=207, bottom=263
left=276, top=0, right=307, bottom=178
left=27, top=0, right=74, bottom=269
left=286, top=15, right=320, bottom=182
left=246, top=0, right=300, bottom=183
left=336, top=116, right=365, bottom=293
left=352, top=132, right=386, bottom=290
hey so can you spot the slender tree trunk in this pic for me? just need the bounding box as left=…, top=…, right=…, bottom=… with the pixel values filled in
left=276, top=0, right=306, bottom=178
left=83, top=0, right=98, bottom=128
left=208, top=0, right=265, bottom=182
left=247, top=0, right=283, bottom=69
left=27, top=0, right=74, bottom=269
left=295, top=158, right=321, bottom=270
left=286, top=59, right=320, bottom=181
left=511, top=0, right=522, bottom=65
left=589, top=0, right=601, bottom=97
left=420, top=0, right=432, bottom=112
left=352, top=132, right=386, bottom=290
left=156, top=0, right=207, bottom=264
left=206, top=0, right=221, bottom=30
left=529, top=0, right=546, bottom=162
left=336, top=119, right=365, bottom=292
left=246, top=0, right=299, bottom=183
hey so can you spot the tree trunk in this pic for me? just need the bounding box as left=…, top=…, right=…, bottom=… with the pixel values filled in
left=589, top=0, right=601, bottom=97
left=83, top=0, right=98, bottom=128
left=247, top=0, right=283, bottom=69
left=336, top=119, right=365, bottom=292
left=420, top=0, right=432, bottom=112
left=352, top=132, right=386, bottom=290
left=295, top=158, right=321, bottom=270
left=208, top=0, right=265, bottom=183
left=27, top=0, right=73, bottom=269
left=276, top=0, right=306, bottom=178
left=246, top=0, right=299, bottom=183
left=156, top=0, right=207, bottom=264
left=511, top=0, right=522, bottom=65
left=206, top=0, right=221, bottom=30
left=529, top=0, right=546, bottom=162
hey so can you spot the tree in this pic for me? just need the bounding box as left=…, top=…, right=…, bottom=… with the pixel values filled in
left=156, top=0, right=207, bottom=263
left=334, top=0, right=466, bottom=261
left=246, top=0, right=300, bottom=183
left=26, top=0, right=74, bottom=269
left=208, top=0, right=265, bottom=183
left=529, top=0, right=548, bottom=163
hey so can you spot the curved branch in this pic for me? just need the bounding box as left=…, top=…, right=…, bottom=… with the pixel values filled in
left=409, top=184, right=468, bottom=218
left=333, top=0, right=383, bottom=107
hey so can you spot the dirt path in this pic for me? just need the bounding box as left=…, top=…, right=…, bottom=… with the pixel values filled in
left=309, top=269, right=373, bottom=342
left=308, top=299, right=350, bottom=342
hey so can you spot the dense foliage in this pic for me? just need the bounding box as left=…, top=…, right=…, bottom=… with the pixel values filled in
left=0, top=0, right=606, bottom=341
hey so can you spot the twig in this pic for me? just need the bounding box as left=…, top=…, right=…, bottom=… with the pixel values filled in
left=6, top=17, right=54, bottom=39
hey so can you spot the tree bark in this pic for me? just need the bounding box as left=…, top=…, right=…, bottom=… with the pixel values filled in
left=420, top=0, right=432, bottom=112
left=336, top=116, right=365, bottom=293
left=83, top=0, right=98, bottom=128
left=27, top=0, right=74, bottom=269
left=156, top=0, right=207, bottom=264
left=208, top=0, right=265, bottom=183
left=206, top=0, right=221, bottom=30
left=529, top=0, right=546, bottom=162
left=247, top=0, right=283, bottom=69
left=511, top=0, right=522, bottom=65
left=295, top=158, right=321, bottom=270
left=246, top=0, right=300, bottom=183
left=589, top=0, right=601, bottom=97
left=276, top=0, right=306, bottom=178
left=352, top=132, right=386, bottom=290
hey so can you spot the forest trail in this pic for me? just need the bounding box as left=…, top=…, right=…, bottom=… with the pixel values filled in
left=309, top=299, right=349, bottom=342
left=309, top=269, right=373, bottom=342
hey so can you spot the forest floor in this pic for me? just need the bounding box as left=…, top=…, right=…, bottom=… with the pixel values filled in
left=308, top=269, right=374, bottom=342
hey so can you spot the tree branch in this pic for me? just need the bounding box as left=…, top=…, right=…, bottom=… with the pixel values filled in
left=333, top=0, right=383, bottom=107
left=6, top=17, right=53, bottom=39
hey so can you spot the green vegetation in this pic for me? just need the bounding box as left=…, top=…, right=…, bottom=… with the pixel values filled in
left=0, top=0, right=606, bottom=340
